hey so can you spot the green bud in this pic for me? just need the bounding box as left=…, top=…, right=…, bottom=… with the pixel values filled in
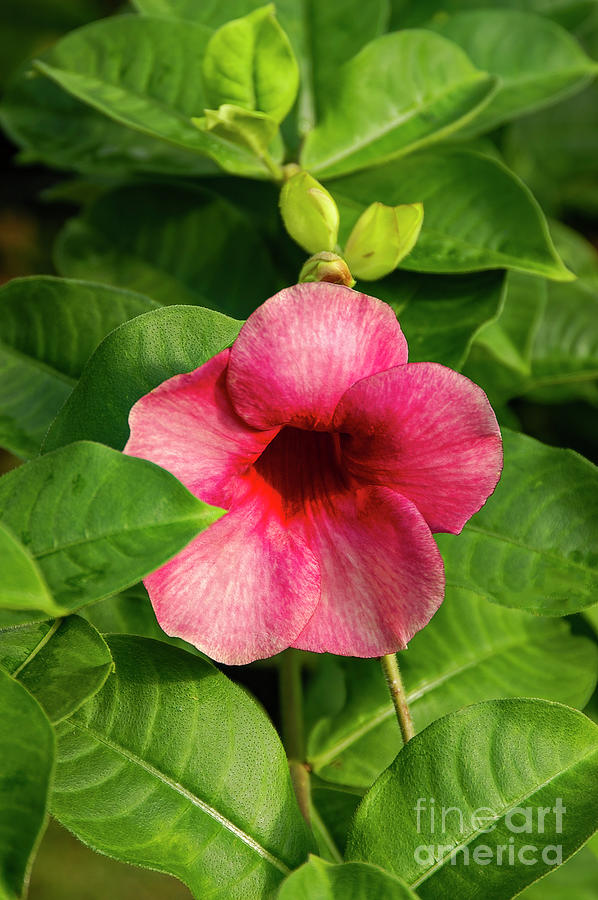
left=344, top=201, right=424, bottom=281
left=279, top=171, right=340, bottom=255
left=299, top=252, right=355, bottom=288
left=192, top=104, right=278, bottom=157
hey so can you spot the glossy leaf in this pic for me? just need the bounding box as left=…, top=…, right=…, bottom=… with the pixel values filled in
left=52, top=635, right=314, bottom=899
left=203, top=5, right=298, bottom=121
left=307, top=589, right=598, bottom=789
left=437, top=429, right=598, bottom=615
left=33, top=15, right=280, bottom=177
left=0, top=441, right=223, bottom=612
left=330, top=150, right=572, bottom=280
left=53, top=183, right=278, bottom=314
left=0, top=63, right=219, bottom=178
left=301, top=30, right=496, bottom=178
left=0, top=667, right=55, bottom=900
left=0, top=276, right=156, bottom=458
left=347, top=699, right=598, bottom=898
left=0, top=615, right=113, bottom=724
left=44, top=306, right=242, bottom=452
left=375, top=270, right=505, bottom=370
left=132, top=0, right=262, bottom=26
left=431, top=10, right=597, bottom=136
left=0, top=521, right=60, bottom=616
left=278, top=857, right=419, bottom=899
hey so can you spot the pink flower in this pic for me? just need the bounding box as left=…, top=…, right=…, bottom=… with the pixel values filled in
left=124, top=283, right=502, bottom=665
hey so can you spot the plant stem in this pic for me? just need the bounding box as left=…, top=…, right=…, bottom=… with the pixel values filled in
left=261, top=150, right=284, bottom=182
left=279, top=649, right=311, bottom=825
left=380, top=653, right=414, bottom=744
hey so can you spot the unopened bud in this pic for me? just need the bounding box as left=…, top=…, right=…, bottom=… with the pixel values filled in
left=299, top=252, right=355, bottom=287
left=280, top=171, right=340, bottom=255
left=344, top=201, right=424, bottom=281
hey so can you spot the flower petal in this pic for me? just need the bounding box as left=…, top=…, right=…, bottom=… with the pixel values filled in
left=292, top=486, right=444, bottom=656
left=227, top=283, right=407, bottom=429
left=334, top=362, right=503, bottom=534
left=124, top=349, right=278, bottom=508
left=145, top=496, right=321, bottom=665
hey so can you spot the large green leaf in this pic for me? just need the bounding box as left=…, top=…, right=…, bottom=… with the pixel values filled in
left=374, top=270, right=505, bottom=370
left=0, top=667, right=55, bottom=900
left=0, top=63, right=219, bottom=178
left=0, top=442, right=222, bottom=613
left=0, top=616, right=113, bottom=724
left=307, top=589, right=598, bottom=789
left=0, top=522, right=60, bottom=617
left=437, top=429, right=598, bottom=615
left=300, top=30, right=496, bottom=178
left=54, top=183, right=279, bottom=314
left=347, top=699, right=598, bottom=898
left=52, top=635, right=314, bottom=898
left=33, top=15, right=285, bottom=177
left=0, top=276, right=157, bottom=459
left=330, top=150, right=572, bottom=280
left=430, top=10, right=597, bottom=136
left=44, top=305, right=242, bottom=452
left=278, top=857, right=419, bottom=899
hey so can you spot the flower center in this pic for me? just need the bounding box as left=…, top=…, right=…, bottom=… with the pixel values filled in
left=252, top=426, right=350, bottom=517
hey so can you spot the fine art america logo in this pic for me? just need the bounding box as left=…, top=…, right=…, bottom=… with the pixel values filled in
left=413, top=797, right=566, bottom=867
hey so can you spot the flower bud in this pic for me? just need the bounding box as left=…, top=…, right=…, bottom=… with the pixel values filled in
left=344, top=201, right=424, bottom=281
left=192, top=104, right=278, bottom=156
left=299, top=252, right=355, bottom=288
left=280, top=171, right=340, bottom=254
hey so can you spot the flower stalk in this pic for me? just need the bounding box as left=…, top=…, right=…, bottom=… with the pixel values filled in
left=380, top=652, right=414, bottom=744
left=279, top=649, right=311, bottom=825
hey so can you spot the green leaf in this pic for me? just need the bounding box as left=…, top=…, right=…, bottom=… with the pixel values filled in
left=0, top=441, right=222, bottom=613
left=330, top=150, right=573, bottom=280
left=132, top=0, right=262, bottom=27
left=53, top=183, right=279, bottom=314
left=395, top=0, right=598, bottom=30
left=33, top=15, right=280, bottom=177
left=203, top=5, right=298, bottom=121
left=52, top=635, right=314, bottom=898
left=194, top=104, right=279, bottom=157
left=0, top=667, right=55, bottom=900
left=430, top=10, right=597, bottom=136
left=519, top=846, right=598, bottom=899
left=347, top=699, right=598, bottom=897
left=310, top=784, right=361, bottom=861
left=43, top=305, right=242, bottom=452
left=307, top=589, right=598, bottom=789
left=375, top=270, right=505, bottom=369
left=278, top=856, right=420, bottom=899
left=0, top=521, right=60, bottom=617
left=0, top=616, right=113, bottom=724
left=0, top=276, right=157, bottom=459
left=300, top=30, right=496, bottom=179
left=437, top=429, right=598, bottom=616
left=0, top=63, right=219, bottom=178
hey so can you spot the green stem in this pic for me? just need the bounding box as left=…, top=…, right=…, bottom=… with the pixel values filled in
left=279, top=649, right=311, bottom=825
left=380, top=653, right=414, bottom=744
left=260, top=150, right=284, bottom=182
